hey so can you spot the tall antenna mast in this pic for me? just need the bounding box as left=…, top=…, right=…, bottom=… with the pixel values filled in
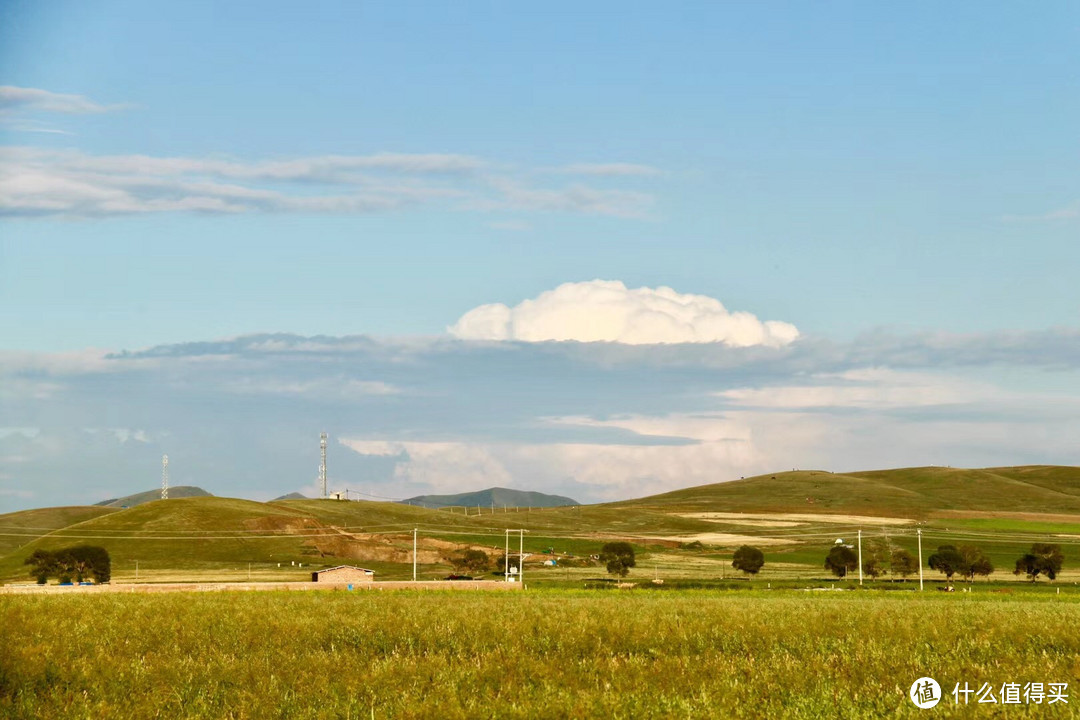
left=161, top=454, right=169, bottom=500
left=319, top=432, right=328, bottom=499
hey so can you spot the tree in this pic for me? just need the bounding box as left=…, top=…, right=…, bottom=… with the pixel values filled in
left=824, top=545, right=858, bottom=579
left=731, top=546, right=765, bottom=578
left=450, top=549, right=491, bottom=575
left=890, top=548, right=917, bottom=581
left=1014, top=543, right=1064, bottom=582
left=24, top=549, right=58, bottom=584
left=928, top=545, right=965, bottom=586
left=959, top=545, right=993, bottom=583
left=861, top=538, right=890, bottom=579
left=599, top=542, right=636, bottom=578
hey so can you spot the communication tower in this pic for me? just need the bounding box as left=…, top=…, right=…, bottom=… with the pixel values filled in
left=161, top=454, right=169, bottom=500
left=319, top=432, right=328, bottom=499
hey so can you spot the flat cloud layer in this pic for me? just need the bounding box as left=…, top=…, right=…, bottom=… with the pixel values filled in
left=449, top=280, right=800, bottom=347
left=3, top=328, right=1080, bottom=512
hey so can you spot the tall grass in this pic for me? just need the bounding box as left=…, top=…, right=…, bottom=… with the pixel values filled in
left=2, top=590, right=1078, bottom=718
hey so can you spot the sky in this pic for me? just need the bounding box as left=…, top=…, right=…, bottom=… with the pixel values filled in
left=1, top=2, right=1079, bottom=512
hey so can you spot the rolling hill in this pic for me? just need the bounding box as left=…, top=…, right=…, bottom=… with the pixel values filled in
left=272, top=492, right=308, bottom=501
left=95, top=486, right=213, bottom=508
left=0, top=505, right=120, bottom=556
left=3, top=465, right=1079, bottom=584
left=401, top=487, right=579, bottom=510
left=618, top=465, right=1080, bottom=518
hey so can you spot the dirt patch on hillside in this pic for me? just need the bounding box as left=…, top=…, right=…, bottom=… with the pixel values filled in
left=312, top=530, right=497, bottom=564
left=678, top=512, right=913, bottom=526
left=241, top=516, right=323, bottom=533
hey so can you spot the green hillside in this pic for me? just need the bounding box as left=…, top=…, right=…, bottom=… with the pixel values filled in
left=3, top=465, right=1079, bottom=585
left=0, top=506, right=119, bottom=556
left=621, top=465, right=1080, bottom=518
left=0, top=497, right=488, bottom=583
left=95, top=485, right=212, bottom=508
left=401, top=487, right=579, bottom=510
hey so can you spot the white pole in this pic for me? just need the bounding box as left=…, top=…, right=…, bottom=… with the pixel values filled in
left=505, top=530, right=510, bottom=582
left=917, top=528, right=924, bottom=592
left=858, top=529, right=863, bottom=586
left=519, top=530, right=524, bottom=587
left=413, top=528, right=417, bottom=582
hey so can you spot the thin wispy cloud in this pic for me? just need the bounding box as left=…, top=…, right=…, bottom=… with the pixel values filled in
left=548, top=162, right=663, bottom=177
left=0, top=147, right=660, bottom=219
left=1001, top=202, right=1079, bottom=223
left=5, top=125, right=76, bottom=136
left=0, top=86, right=127, bottom=115
left=484, top=178, right=655, bottom=219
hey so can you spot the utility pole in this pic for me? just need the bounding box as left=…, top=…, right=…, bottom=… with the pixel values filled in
left=519, top=530, right=524, bottom=587
left=505, top=530, right=510, bottom=582
left=917, top=528, right=924, bottom=591
left=858, top=529, right=863, bottom=586
left=413, top=528, right=418, bottom=582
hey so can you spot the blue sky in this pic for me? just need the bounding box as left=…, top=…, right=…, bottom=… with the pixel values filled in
left=1, top=2, right=1079, bottom=511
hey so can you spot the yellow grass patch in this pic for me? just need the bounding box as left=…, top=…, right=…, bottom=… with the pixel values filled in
left=678, top=512, right=913, bottom=526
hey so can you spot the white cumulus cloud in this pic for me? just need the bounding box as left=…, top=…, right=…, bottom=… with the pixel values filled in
left=448, top=280, right=799, bottom=347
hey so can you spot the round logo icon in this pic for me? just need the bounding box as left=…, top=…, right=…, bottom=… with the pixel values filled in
left=909, top=677, right=942, bottom=709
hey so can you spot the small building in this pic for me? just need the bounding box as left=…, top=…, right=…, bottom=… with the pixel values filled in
left=311, top=565, right=375, bottom=583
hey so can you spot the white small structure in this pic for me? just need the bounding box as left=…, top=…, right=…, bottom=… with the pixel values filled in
left=311, top=565, right=375, bottom=583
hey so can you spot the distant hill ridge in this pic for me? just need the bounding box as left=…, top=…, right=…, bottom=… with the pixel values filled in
left=401, top=487, right=579, bottom=509
left=272, top=492, right=308, bottom=501
left=95, top=486, right=212, bottom=508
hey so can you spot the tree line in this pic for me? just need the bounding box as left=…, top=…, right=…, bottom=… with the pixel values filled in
left=819, top=540, right=1064, bottom=585
left=725, top=540, right=1065, bottom=585
left=25, top=546, right=112, bottom=585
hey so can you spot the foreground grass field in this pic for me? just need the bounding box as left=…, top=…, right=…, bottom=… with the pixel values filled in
left=2, top=589, right=1079, bottom=719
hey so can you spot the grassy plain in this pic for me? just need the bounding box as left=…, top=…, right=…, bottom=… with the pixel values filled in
left=2, top=589, right=1079, bottom=719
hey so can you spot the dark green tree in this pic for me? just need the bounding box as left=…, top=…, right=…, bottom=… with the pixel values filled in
left=1014, top=543, right=1064, bottom=582
left=861, top=538, right=891, bottom=579
left=24, top=549, right=58, bottom=584
left=928, top=545, right=965, bottom=586
left=731, top=545, right=765, bottom=578
left=450, top=549, right=491, bottom=575
left=890, top=548, right=917, bottom=581
left=824, top=545, right=858, bottom=579
left=959, top=545, right=993, bottom=583
left=599, top=542, right=636, bottom=578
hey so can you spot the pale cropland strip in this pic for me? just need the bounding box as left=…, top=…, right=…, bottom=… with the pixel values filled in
left=679, top=511, right=914, bottom=525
